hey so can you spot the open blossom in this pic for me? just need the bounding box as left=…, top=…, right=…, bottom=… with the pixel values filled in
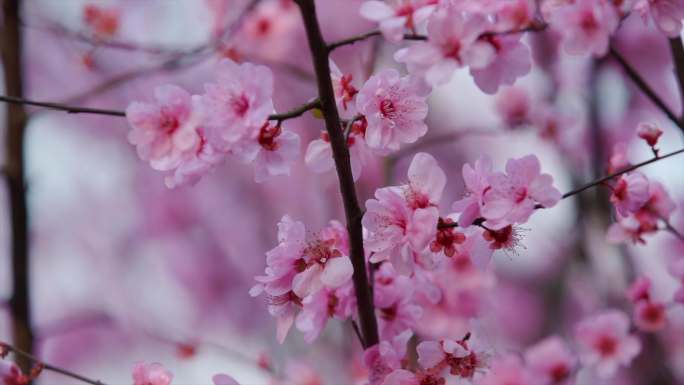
left=394, top=3, right=495, bottom=87
left=232, top=122, right=301, bottom=183
left=610, top=172, right=650, bottom=217
left=548, top=0, right=619, bottom=56
left=634, top=0, right=684, bottom=37
left=524, top=336, right=577, bottom=385
left=360, top=0, right=436, bottom=42
left=364, top=330, right=412, bottom=385
left=374, top=263, right=423, bottom=340
left=633, top=300, right=667, bottom=332
left=132, top=362, right=173, bottom=385
left=363, top=153, right=444, bottom=264
left=295, top=282, right=356, bottom=343
left=575, top=310, right=641, bottom=378
left=607, top=181, right=674, bottom=244
left=453, top=156, right=494, bottom=227
left=203, top=59, right=275, bottom=148
left=470, top=34, right=531, bottom=94
left=482, top=155, right=562, bottom=229
left=126, top=85, right=201, bottom=172
left=331, top=60, right=359, bottom=119
left=356, top=69, right=429, bottom=152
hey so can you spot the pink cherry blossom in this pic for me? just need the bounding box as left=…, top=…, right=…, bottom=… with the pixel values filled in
left=374, top=264, right=423, bottom=340
left=495, top=87, right=532, bottom=127
left=363, top=153, right=444, bottom=264
left=548, top=0, right=619, bottom=56
left=163, top=127, right=225, bottom=189
left=364, top=330, right=412, bottom=385
left=575, top=309, right=641, bottom=378
left=212, top=374, right=240, bottom=385
left=295, top=282, right=356, bottom=342
left=634, top=0, right=684, bottom=37
left=0, top=361, right=25, bottom=385
left=489, top=0, right=537, bottom=31
left=416, top=338, right=469, bottom=370
left=203, top=59, right=275, bottom=148
left=394, top=3, right=495, bottom=87
left=330, top=60, right=359, bottom=119
left=627, top=276, right=652, bottom=303
left=360, top=0, right=436, bottom=42
left=453, top=156, right=494, bottom=227
left=482, top=155, right=562, bottom=229
left=636, top=122, right=663, bottom=147
left=356, top=69, right=429, bottom=152
left=232, top=122, right=301, bottom=183
left=470, top=34, right=531, bottom=94
left=524, top=336, right=577, bottom=385
left=132, top=362, right=173, bottom=385
left=610, top=172, right=650, bottom=217
left=126, top=85, right=201, bottom=173
left=633, top=300, right=667, bottom=332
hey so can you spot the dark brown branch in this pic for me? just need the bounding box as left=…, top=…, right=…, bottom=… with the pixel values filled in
left=294, top=0, right=379, bottom=348
left=2, top=0, right=34, bottom=374
left=0, top=95, right=126, bottom=117
left=669, top=37, right=684, bottom=122
left=269, top=98, right=320, bottom=123
left=1, top=342, right=107, bottom=385
left=327, top=30, right=426, bottom=52
left=610, top=46, right=682, bottom=131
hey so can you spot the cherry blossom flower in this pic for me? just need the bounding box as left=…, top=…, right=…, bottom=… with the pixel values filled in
left=489, top=0, right=537, bottom=31
left=212, top=374, right=240, bottom=385
left=627, top=276, right=652, bottom=303
left=232, top=122, right=301, bottom=183
left=524, top=336, right=577, bottom=385
left=495, top=87, right=532, bottom=127
left=331, top=60, right=360, bottom=119
left=360, top=0, right=436, bottom=42
left=364, top=330, right=412, bottom=385
left=0, top=361, right=26, bottom=385
left=374, top=264, right=423, bottom=340
left=83, top=3, right=119, bottom=38
left=575, top=310, right=641, bottom=378
left=470, top=34, right=531, bottom=94
left=633, top=300, right=667, bottom=332
left=203, top=59, right=275, bottom=148
left=607, top=181, right=674, bottom=244
left=132, top=362, right=173, bottom=385
left=394, top=3, right=495, bottom=87
left=363, top=153, right=444, bottom=264
left=636, top=122, right=663, bottom=148
left=610, top=172, right=650, bottom=217
left=126, top=85, right=201, bottom=173
left=163, top=127, right=225, bottom=189
left=356, top=69, right=429, bottom=152
left=634, top=0, right=684, bottom=37
left=295, top=282, right=356, bottom=342
left=453, top=156, right=494, bottom=227
left=548, top=0, right=619, bottom=56
left=482, top=155, right=562, bottom=229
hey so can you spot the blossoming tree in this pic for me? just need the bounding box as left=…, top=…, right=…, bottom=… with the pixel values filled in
left=2, top=0, right=684, bottom=384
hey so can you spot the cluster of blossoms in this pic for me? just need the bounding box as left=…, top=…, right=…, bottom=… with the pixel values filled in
left=606, top=123, right=677, bottom=244
left=126, top=59, right=300, bottom=188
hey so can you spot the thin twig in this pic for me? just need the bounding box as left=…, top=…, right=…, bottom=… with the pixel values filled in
left=350, top=320, right=366, bottom=347
left=0, top=95, right=126, bottom=116
left=270, top=98, right=320, bottom=123
left=610, top=46, right=682, bottom=131
left=1, top=342, right=107, bottom=385
left=663, top=220, right=684, bottom=243
left=668, top=37, right=684, bottom=123
left=327, top=31, right=426, bottom=52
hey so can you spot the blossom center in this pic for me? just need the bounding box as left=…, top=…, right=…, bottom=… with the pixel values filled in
left=231, top=94, right=251, bottom=117
left=258, top=123, right=281, bottom=151
left=379, top=99, right=397, bottom=119
left=595, top=335, right=618, bottom=357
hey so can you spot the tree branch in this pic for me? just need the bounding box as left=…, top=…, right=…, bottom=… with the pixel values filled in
left=269, top=98, right=320, bottom=123
left=610, top=46, right=682, bottom=131
left=2, top=0, right=34, bottom=374
left=0, top=95, right=126, bottom=117
left=1, top=342, right=107, bottom=385
left=294, top=0, right=379, bottom=348
left=668, top=36, right=684, bottom=122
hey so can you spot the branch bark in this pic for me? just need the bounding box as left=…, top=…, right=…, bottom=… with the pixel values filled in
left=669, top=36, right=684, bottom=122
left=1, top=0, right=34, bottom=374
left=294, top=0, right=379, bottom=348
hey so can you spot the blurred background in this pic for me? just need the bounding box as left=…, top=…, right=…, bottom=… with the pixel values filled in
left=1, top=0, right=684, bottom=384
